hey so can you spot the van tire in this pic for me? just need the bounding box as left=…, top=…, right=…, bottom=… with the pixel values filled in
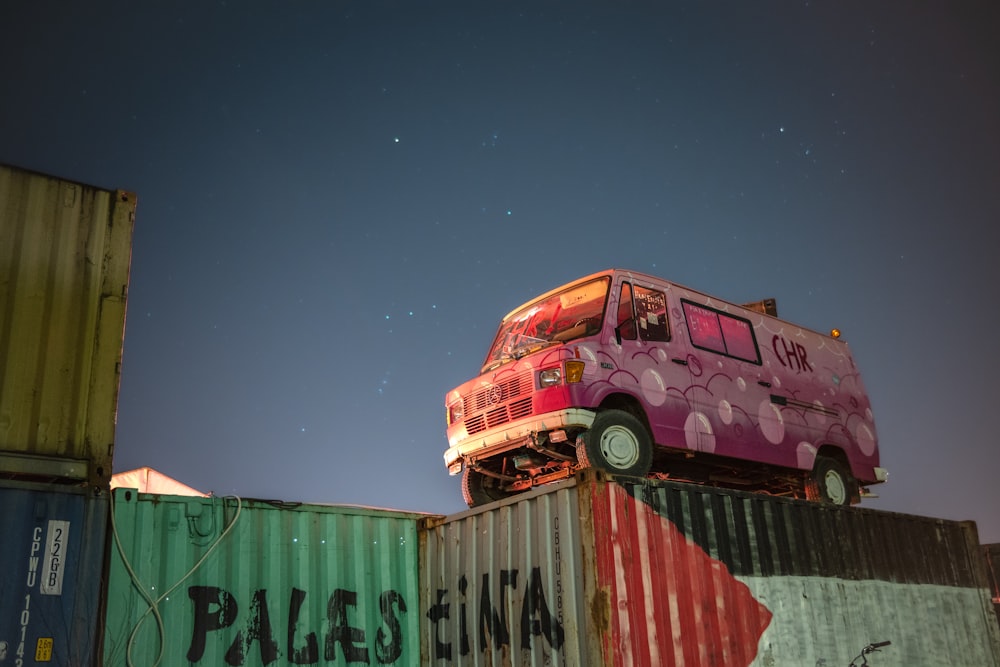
left=462, top=468, right=510, bottom=507
left=583, top=410, right=653, bottom=477
left=812, top=455, right=857, bottom=506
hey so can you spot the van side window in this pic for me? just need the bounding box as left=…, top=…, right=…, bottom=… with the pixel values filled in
left=682, top=300, right=761, bottom=364
left=634, top=286, right=670, bottom=341
left=617, top=283, right=637, bottom=340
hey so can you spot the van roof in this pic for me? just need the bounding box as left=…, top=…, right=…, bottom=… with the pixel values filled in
left=501, top=269, right=845, bottom=341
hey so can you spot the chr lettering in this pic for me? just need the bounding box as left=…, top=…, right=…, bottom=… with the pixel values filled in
left=772, top=335, right=813, bottom=373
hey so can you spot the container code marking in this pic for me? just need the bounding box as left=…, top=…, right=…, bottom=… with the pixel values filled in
left=41, top=520, right=69, bottom=595
left=35, top=637, right=53, bottom=662
left=17, top=527, right=41, bottom=667
left=552, top=515, right=566, bottom=667
left=15, top=520, right=69, bottom=666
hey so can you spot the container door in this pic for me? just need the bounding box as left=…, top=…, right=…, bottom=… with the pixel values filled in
left=0, top=482, right=108, bottom=667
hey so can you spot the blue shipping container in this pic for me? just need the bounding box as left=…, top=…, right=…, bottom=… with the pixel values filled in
left=0, top=481, right=108, bottom=666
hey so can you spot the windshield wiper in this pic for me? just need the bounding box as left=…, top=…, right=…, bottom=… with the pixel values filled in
left=481, top=339, right=556, bottom=373
left=508, top=338, right=559, bottom=360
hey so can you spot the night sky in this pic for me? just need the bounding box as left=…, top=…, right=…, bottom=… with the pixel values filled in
left=3, top=2, right=998, bottom=542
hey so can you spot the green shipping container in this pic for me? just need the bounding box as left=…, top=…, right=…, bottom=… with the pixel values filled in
left=104, top=489, right=429, bottom=666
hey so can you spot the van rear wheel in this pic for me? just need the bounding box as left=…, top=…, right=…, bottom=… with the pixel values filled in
left=462, top=468, right=511, bottom=508
left=582, top=410, right=653, bottom=477
left=811, top=455, right=857, bottom=506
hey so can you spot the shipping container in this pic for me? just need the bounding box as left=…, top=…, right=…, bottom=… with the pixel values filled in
left=0, top=163, right=135, bottom=488
left=985, top=543, right=1000, bottom=631
left=0, top=480, right=109, bottom=666
left=103, top=489, right=431, bottom=666
left=420, top=471, right=1000, bottom=666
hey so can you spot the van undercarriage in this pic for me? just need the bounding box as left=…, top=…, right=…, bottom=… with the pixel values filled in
left=462, top=430, right=856, bottom=508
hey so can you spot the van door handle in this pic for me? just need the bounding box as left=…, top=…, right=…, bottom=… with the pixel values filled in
left=758, top=380, right=772, bottom=388
left=671, top=358, right=688, bottom=366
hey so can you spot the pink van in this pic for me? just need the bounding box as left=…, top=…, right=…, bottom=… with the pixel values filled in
left=444, top=269, right=886, bottom=507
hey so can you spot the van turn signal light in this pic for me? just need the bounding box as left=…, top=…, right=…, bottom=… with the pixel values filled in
left=565, top=360, right=585, bottom=383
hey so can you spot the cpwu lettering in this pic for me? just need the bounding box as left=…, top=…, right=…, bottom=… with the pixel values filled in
left=186, top=586, right=406, bottom=665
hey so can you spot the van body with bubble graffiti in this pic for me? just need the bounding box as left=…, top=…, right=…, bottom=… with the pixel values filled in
left=444, top=269, right=884, bottom=507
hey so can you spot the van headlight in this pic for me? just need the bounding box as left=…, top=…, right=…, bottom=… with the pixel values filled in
left=539, top=368, right=562, bottom=387
left=447, top=401, right=464, bottom=425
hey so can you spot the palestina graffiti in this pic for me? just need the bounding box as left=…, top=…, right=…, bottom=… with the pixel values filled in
left=185, top=586, right=407, bottom=665
left=425, top=567, right=566, bottom=660
left=105, top=483, right=1000, bottom=666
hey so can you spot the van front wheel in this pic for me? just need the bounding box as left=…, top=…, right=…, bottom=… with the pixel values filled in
left=811, top=455, right=857, bottom=506
left=462, top=468, right=511, bottom=508
left=582, top=410, right=653, bottom=477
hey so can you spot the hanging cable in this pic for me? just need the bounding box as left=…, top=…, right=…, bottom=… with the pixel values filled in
left=109, top=491, right=243, bottom=667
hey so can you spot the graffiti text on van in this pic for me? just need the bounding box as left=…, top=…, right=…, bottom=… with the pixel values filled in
left=426, top=567, right=565, bottom=661
left=771, top=335, right=813, bottom=373
left=186, top=586, right=406, bottom=665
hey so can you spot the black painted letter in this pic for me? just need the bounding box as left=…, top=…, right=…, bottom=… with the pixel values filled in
left=375, top=590, right=406, bottom=663
left=288, top=587, right=319, bottom=664
left=426, top=589, right=451, bottom=660
left=326, top=589, right=370, bottom=663
left=520, top=567, right=565, bottom=650
left=224, top=589, right=279, bottom=666
left=188, top=586, right=239, bottom=662
left=478, top=570, right=516, bottom=651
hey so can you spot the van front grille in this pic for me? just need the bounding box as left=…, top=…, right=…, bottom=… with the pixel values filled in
left=463, top=371, right=535, bottom=435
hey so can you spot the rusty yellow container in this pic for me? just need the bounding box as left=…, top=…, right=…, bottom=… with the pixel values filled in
left=0, top=163, right=135, bottom=488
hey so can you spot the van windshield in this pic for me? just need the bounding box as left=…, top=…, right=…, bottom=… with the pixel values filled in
left=482, top=277, right=611, bottom=371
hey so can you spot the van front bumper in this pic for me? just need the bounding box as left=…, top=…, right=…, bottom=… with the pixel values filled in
left=443, top=408, right=597, bottom=475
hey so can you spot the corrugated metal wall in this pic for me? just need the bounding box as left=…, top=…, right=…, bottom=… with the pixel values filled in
left=586, top=475, right=1000, bottom=667
left=420, top=480, right=590, bottom=666
left=420, top=472, right=1000, bottom=667
left=0, top=163, right=135, bottom=488
left=0, top=480, right=109, bottom=666
left=586, top=479, right=773, bottom=666
left=985, top=543, right=1000, bottom=632
left=618, top=476, right=982, bottom=586
left=104, top=489, right=427, bottom=666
